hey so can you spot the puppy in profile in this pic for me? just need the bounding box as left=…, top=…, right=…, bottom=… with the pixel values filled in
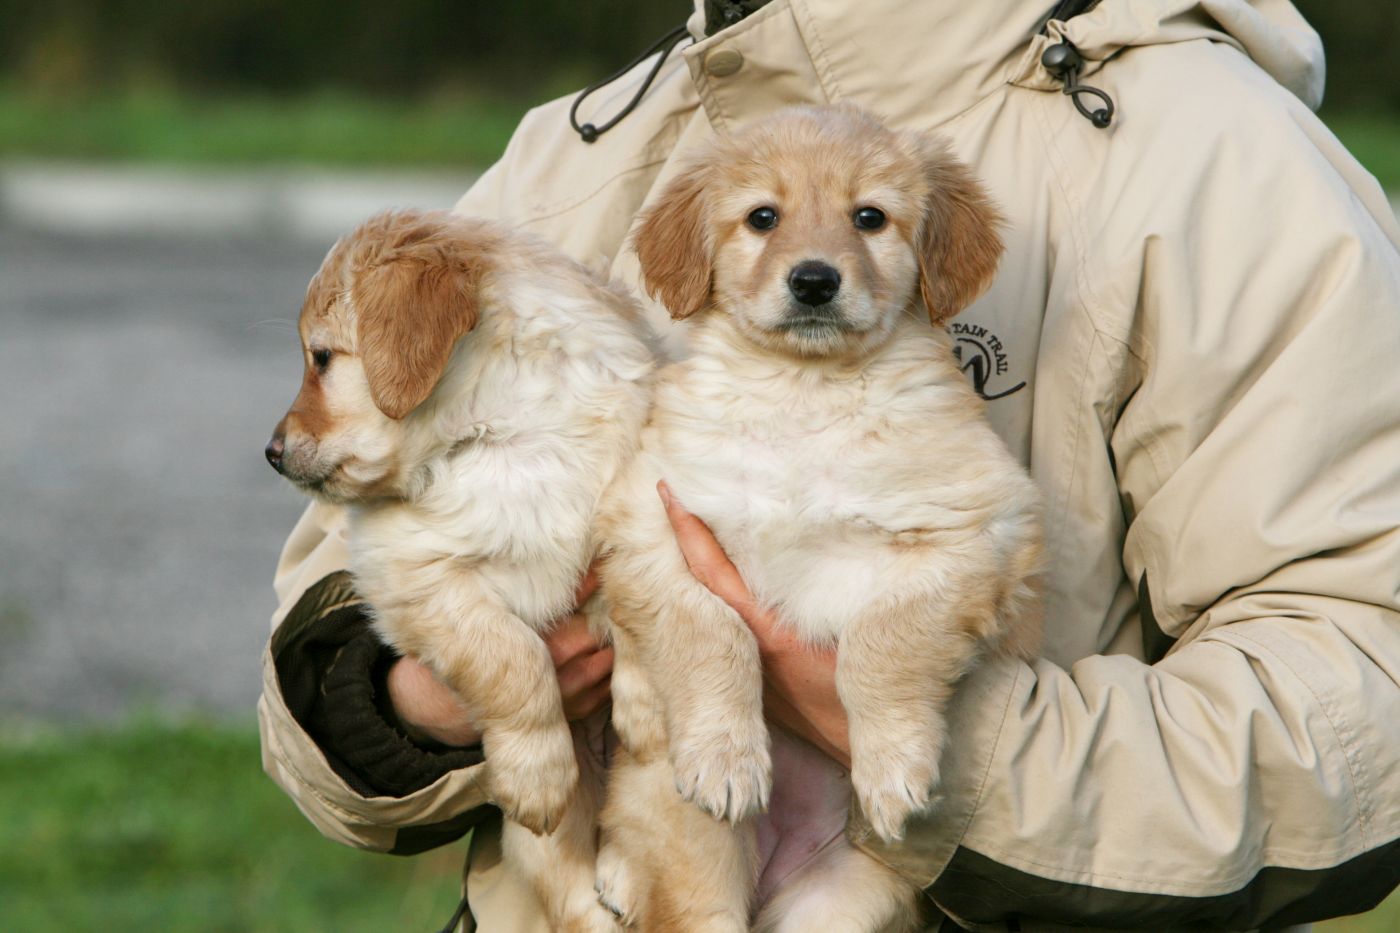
left=266, top=209, right=652, bottom=932
left=594, top=106, right=1042, bottom=931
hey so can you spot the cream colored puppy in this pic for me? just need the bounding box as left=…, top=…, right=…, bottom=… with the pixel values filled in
left=266, top=209, right=652, bottom=932
left=594, top=106, right=1043, bottom=931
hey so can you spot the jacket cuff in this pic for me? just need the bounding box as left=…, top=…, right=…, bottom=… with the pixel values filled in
left=268, top=576, right=483, bottom=799
left=847, top=655, right=1026, bottom=892
left=314, top=623, right=485, bottom=798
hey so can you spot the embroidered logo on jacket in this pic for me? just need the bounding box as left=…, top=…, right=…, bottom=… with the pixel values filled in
left=951, top=321, right=1026, bottom=401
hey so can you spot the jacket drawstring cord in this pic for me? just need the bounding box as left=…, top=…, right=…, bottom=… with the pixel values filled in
left=1041, top=41, right=1116, bottom=129
left=434, top=889, right=471, bottom=933
left=570, top=24, right=693, bottom=144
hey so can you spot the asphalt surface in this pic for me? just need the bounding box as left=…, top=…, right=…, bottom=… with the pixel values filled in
left=0, top=225, right=335, bottom=722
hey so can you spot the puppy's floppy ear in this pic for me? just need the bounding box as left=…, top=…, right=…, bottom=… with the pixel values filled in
left=914, top=137, right=1005, bottom=326
left=355, top=227, right=485, bottom=419
left=633, top=160, right=713, bottom=319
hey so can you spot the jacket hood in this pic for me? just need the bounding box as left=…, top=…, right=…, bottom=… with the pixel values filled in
left=1035, top=0, right=1324, bottom=108
left=686, top=0, right=1325, bottom=124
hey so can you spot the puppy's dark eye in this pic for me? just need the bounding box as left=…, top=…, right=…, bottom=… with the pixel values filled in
left=311, top=348, right=332, bottom=372
left=747, top=207, right=779, bottom=231
left=854, top=207, right=886, bottom=231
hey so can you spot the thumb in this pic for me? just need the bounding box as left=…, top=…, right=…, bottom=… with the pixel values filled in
left=657, top=480, right=752, bottom=609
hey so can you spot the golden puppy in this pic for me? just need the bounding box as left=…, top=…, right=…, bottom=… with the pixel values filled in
left=266, top=209, right=652, bottom=932
left=593, top=106, right=1042, bottom=931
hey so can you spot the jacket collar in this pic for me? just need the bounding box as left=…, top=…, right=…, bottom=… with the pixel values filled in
left=683, top=0, right=1064, bottom=134
left=682, top=0, right=1324, bottom=136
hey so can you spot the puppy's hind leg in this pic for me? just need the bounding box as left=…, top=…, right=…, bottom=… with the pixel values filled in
left=596, top=747, right=756, bottom=932
left=504, top=714, right=620, bottom=933
left=753, top=840, right=923, bottom=933
left=592, top=635, right=665, bottom=928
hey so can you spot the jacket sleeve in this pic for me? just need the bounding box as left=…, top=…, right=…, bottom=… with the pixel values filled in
left=851, top=73, right=1400, bottom=931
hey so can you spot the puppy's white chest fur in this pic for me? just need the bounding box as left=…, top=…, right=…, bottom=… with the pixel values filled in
left=350, top=440, right=594, bottom=628
left=652, top=318, right=997, bottom=643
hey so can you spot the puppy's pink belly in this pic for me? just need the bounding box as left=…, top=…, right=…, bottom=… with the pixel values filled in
left=754, top=727, right=852, bottom=906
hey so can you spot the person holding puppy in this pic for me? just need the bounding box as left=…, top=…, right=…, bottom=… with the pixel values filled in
left=259, top=0, right=1400, bottom=929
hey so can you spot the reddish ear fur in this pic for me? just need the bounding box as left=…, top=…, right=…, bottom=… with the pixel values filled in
left=633, top=161, right=713, bottom=319
left=356, top=239, right=484, bottom=420
left=916, top=141, right=1005, bottom=326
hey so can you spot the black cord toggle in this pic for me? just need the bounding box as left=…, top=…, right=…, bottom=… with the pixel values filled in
left=570, top=24, right=692, bottom=144
left=1041, top=42, right=1115, bottom=129
left=704, top=0, right=771, bottom=37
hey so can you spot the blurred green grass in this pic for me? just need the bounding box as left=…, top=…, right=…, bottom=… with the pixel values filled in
left=1324, top=111, right=1400, bottom=191
left=0, top=719, right=464, bottom=932
left=0, top=86, right=1398, bottom=192
left=0, top=85, right=524, bottom=167
left=1, top=719, right=1396, bottom=932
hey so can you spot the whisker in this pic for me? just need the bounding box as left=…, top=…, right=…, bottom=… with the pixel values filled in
left=897, top=302, right=927, bottom=327
left=246, top=319, right=298, bottom=333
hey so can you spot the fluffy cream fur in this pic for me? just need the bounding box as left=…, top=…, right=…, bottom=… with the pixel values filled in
left=270, top=209, right=653, bottom=932
left=594, top=106, right=1043, bottom=931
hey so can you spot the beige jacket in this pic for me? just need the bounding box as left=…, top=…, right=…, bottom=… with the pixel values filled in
left=259, top=0, right=1400, bottom=928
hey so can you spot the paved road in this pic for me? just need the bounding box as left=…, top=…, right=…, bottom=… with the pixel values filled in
left=0, top=226, right=334, bottom=722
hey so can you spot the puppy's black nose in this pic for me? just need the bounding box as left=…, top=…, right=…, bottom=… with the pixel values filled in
left=788, top=261, right=841, bottom=306
left=265, top=435, right=285, bottom=474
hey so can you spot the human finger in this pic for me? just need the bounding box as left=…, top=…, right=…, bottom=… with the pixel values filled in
left=563, top=678, right=613, bottom=722
left=558, top=645, right=614, bottom=694
left=386, top=656, right=482, bottom=748
left=545, top=613, right=602, bottom=669
left=762, top=683, right=849, bottom=767
left=574, top=565, right=600, bottom=606
left=657, top=480, right=757, bottom=612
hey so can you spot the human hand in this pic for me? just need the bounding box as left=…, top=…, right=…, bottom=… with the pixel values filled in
left=386, top=569, right=613, bottom=747
left=542, top=568, right=615, bottom=721
left=657, top=481, right=851, bottom=767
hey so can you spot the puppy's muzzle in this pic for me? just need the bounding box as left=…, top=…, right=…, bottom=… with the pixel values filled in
left=788, top=260, right=841, bottom=307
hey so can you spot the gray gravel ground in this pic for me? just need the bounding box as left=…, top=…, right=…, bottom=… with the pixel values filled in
left=0, top=226, right=335, bottom=722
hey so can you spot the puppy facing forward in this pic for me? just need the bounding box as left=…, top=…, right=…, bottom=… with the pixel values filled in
left=266, top=209, right=652, bottom=932
left=593, top=106, right=1043, bottom=931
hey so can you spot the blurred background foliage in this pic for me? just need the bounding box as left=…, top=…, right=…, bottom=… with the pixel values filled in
left=0, top=0, right=683, bottom=98
left=1303, top=1, right=1400, bottom=113
left=0, top=0, right=1394, bottom=175
left=0, top=0, right=1390, bottom=108
left=0, top=0, right=689, bottom=166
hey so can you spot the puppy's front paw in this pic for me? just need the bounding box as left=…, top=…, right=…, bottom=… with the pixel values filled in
left=852, top=739, right=941, bottom=844
left=670, top=718, right=771, bottom=823
left=488, top=723, right=579, bottom=835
